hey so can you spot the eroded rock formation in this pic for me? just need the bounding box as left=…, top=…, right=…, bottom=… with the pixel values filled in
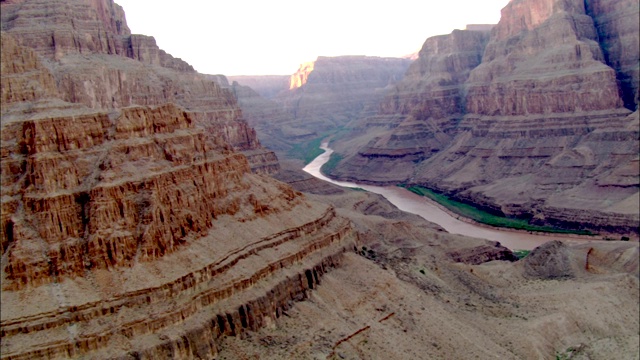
left=0, top=0, right=277, bottom=173
left=0, top=1, right=358, bottom=358
left=279, top=56, right=411, bottom=133
left=329, top=0, right=639, bottom=236
left=221, top=172, right=639, bottom=359
left=230, top=56, right=411, bottom=154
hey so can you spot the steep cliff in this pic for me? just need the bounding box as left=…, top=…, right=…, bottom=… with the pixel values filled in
left=0, top=1, right=358, bottom=358
left=329, top=29, right=492, bottom=182
left=329, top=0, right=639, bottom=236
left=585, top=0, right=639, bottom=110
left=0, top=0, right=278, bottom=174
left=224, top=76, right=293, bottom=150
left=231, top=56, right=411, bottom=155
left=279, top=56, right=411, bottom=133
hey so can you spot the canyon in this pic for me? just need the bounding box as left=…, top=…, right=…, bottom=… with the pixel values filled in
left=229, top=55, right=411, bottom=153
left=1, top=0, right=638, bottom=359
left=322, top=0, right=639, bottom=237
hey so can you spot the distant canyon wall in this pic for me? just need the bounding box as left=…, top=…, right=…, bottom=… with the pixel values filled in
left=328, top=0, right=639, bottom=236
left=230, top=56, right=412, bottom=152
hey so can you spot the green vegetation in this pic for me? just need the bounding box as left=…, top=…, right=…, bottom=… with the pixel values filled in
left=320, top=152, right=344, bottom=175
left=348, top=187, right=366, bottom=192
left=556, top=347, right=581, bottom=360
left=401, top=185, right=593, bottom=236
left=512, top=250, right=531, bottom=259
left=287, top=137, right=326, bottom=164
left=285, top=126, right=352, bottom=165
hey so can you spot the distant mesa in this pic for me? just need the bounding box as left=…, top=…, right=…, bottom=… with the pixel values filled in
left=465, top=24, right=496, bottom=31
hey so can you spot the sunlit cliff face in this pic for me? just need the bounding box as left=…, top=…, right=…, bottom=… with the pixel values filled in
left=289, top=61, right=315, bottom=89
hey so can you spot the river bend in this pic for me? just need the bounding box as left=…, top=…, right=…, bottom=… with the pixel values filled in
left=303, top=143, right=598, bottom=250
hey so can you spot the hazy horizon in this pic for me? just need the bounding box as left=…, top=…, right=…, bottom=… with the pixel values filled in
left=115, top=0, right=510, bottom=76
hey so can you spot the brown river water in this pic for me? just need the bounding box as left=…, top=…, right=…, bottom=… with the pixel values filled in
left=303, top=143, right=606, bottom=250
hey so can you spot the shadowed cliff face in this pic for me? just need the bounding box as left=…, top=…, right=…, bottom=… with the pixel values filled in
left=230, top=56, right=412, bottom=154
left=328, top=0, right=638, bottom=236
left=585, top=0, right=640, bottom=110
left=0, top=1, right=360, bottom=358
left=280, top=56, right=412, bottom=133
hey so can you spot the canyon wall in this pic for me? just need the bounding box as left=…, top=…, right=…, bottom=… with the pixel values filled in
left=228, top=75, right=290, bottom=99
left=231, top=56, right=411, bottom=155
left=278, top=56, right=411, bottom=134
left=329, top=0, right=639, bottom=236
left=0, top=0, right=278, bottom=173
left=0, top=1, right=358, bottom=358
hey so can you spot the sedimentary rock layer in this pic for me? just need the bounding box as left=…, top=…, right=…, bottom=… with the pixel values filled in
left=230, top=56, right=411, bottom=154
left=0, top=1, right=359, bottom=358
left=0, top=0, right=279, bottom=174
left=329, top=0, right=639, bottom=236
left=1, top=199, right=356, bottom=359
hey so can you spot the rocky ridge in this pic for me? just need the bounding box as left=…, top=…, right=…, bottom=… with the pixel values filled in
left=0, top=1, right=358, bottom=358
left=328, top=0, right=639, bottom=236
left=0, top=0, right=277, bottom=174
left=224, top=165, right=640, bottom=359
left=278, top=56, right=411, bottom=135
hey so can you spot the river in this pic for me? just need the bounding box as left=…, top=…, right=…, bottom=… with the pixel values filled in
left=303, top=143, right=600, bottom=250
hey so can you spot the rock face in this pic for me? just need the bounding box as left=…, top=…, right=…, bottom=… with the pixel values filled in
left=0, top=1, right=358, bottom=358
left=227, top=75, right=290, bottom=99
left=333, top=29, right=492, bottom=183
left=224, top=77, right=294, bottom=153
left=214, top=178, right=640, bottom=360
left=230, top=56, right=411, bottom=155
left=329, top=0, right=639, bottom=236
left=279, top=56, right=411, bottom=133
left=0, top=0, right=278, bottom=174
left=585, top=0, right=639, bottom=109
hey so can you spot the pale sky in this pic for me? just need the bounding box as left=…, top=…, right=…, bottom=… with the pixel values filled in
left=115, top=0, right=510, bottom=76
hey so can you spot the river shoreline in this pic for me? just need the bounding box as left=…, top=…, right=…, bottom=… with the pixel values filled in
left=396, top=187, right=608, bottom=241
left=303, top=143, right=635, bottom=250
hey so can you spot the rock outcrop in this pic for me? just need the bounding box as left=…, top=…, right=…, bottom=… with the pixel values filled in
left=0, top=1, right=358, bottom=358
left=0, top=0, right=278, bottom=174
left=328, top=0, right=639, bottom=236
left=216, top=177, right=639, bottom=359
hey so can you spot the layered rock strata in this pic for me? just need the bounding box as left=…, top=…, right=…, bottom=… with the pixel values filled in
left=217, top=178, right=638, bottom=359
left=329, top=0, right=639, bottom=236
left=279, top=56, right=411, bottom=133
left=331, top=29, right=492, bottom=182
left=0, top=1, right=358, bottom=358
left=230, top=56, right=411, bottom=155
left=0, top=0, right=278, bottom=174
